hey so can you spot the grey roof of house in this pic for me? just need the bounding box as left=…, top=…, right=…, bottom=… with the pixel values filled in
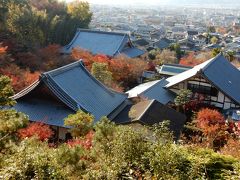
left=133, top=38, right=149, bottom=46
left=62, top=29, right=144, bottom=58
left=113, top=99, right=186, bottom=139
left=121, top=47, right=145, bottom=58
left=165, top=54, right=240, bottom=105
left=154, top=38, right=172, bottom=49
left=13, top=61, right=128, bottom=123
left=156, top=64, right=192, bottom=76
left=126, top=78, right=175, bottom=104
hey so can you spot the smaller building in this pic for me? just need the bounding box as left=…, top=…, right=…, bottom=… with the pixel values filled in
left=113, top=99, right=186, bottom=139
left=156, top=64, right=192, bottom=77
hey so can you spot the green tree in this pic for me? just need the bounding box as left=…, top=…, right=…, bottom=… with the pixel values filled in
left=208, top=26, right=216, bottom=33
left=0, top=75, right=15, bottom=107
left=212, top=48, right=221, bottom=57
left=174, top=89, right=192, bottom=112
left=64, top=110, right=94, bottom=138
left=210, top=36, right=218, bottom=44
left=91, top=62, right=113, bottom=86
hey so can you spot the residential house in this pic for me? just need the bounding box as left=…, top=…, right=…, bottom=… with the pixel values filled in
left=127, top=54, right=240, bottom=110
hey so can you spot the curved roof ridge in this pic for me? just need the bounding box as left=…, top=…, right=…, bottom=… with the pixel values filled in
left=43, top=60, right=82, bottom=77
left=113, top=34, right=128, bottom=56
left=12, top=80, right=40, bottom=100
left=77, top=28, right=128, bottom=36
left=42, top=73, right=89, bottom=112
left=64, top=30, right=81, bottom=50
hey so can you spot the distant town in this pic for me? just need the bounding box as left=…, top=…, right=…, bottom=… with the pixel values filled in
left=90, top=5, right=240, bottom=59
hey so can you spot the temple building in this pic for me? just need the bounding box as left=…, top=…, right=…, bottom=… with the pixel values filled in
left=12, top=61, right=128, bottom=141
left=62, top=29, right=145, bottom=58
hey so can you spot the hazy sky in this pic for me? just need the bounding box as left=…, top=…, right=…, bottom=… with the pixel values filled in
left=72, top=0, right=239, bottom=6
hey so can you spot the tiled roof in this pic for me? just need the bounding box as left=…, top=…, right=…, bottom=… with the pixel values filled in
left=113, top=99, right=186, bottom=139
left=126, top=79, right=175, bottom=104
left=13, top=61, right=128, bottom=123
left=63, top=29, right=145, bottom=58
left=165, top=54, right=240, bottom=105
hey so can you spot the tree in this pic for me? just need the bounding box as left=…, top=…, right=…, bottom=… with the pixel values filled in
left=174, top=89, right=192, bottom=112
left=170, top=43, right=182, bottom=59
left=210, top=36, right=218, bottom=44
left=18, top=122, right=54, bottom=141
left=0, top=75, right=15, bottom=107
left=64, top=110, right=94, bottom=138
left=153, top=49, right=177, bottom=65
left=91, top=62, right=113, bottom=86
left=196, top=108, right=227, bottom=149
left=208, top=26, right=216, bottom=33
left=212, top=48, right=221, bottom=57
left=0, top=110, right=28, bottom=141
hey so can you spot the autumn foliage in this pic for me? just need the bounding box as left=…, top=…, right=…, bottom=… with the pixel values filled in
left=179, top=52, right=210, bottom=66
left=18, top=122, right=54, bottom=141
left=67, top=131, right=94, bottom=150
left=71, top=48, right=147, bottom=90
left=195, top=108, right=227, bottom=149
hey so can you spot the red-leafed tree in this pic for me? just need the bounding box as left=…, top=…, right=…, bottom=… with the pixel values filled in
left=18, top=122, right=54, bottom=141
left=67, top=131, right=94, bottom=150
left=179, top=52, right=209, bottom=66
left=195, top=108, right=227, bottom=149
left=71, top=48, right=147, bottom=90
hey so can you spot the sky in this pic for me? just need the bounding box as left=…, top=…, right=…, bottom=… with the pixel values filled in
left=72, top=0, right=240, bottom=6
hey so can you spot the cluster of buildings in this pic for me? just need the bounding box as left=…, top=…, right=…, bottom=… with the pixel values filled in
left=12, top=52, right=240, bottom=141
left=9, top=5, right=240, bottom=141
left=90, top=5, right=240, bottom=58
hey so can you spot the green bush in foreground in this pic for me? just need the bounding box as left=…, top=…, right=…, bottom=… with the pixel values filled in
left=0, top=118, right=239, bottom=179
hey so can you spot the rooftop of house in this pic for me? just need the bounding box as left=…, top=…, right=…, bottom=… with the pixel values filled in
left=165, top=54, right=240, bottom=105
left=156, top=64, right=192, bottom=76
left=112, top=99, right=186, bottom=138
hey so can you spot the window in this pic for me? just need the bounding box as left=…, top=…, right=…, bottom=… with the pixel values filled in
left=187, top=83, right=218, bottom=97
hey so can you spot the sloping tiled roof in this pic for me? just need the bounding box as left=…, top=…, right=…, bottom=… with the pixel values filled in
left=13, top=98, right=74, bottom=128
left=165, top=54, right=240, bottom=105
left=63, top=29, right=145, bottom=58
left=154, top=38, right=172, bottom=49
left=13, top=61, right=128, bottom=123
left=121, top=47, right=145, bottom=58
left=113, top=99, right=186, bottom=138
left=126, top=79, right=175, bottom=104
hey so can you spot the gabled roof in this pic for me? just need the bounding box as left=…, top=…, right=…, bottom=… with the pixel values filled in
left=126, top=78, right=175, bottom=104
left=13, top=61, right=128, bottom=123
left=154, top=38, right=172, bottom=49
left=62, top=29, right=145, bottom=58
left=113, top=99, right=186, bottom=138
left=165, top=54, right=240, bottom=105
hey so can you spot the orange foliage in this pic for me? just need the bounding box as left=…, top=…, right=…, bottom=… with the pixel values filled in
left=18, top=122, right=54, bottom=141
left=67, top=131, right=94, bottom=150
left=0, top=64, right=40, bottom=92
left=179, top=52, right=207, bottom=66
left=196, top=108, right=227, bottom=149
left=220, top=139, right=240, bottom=159
left=71, top=48, right=147, bottom=90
